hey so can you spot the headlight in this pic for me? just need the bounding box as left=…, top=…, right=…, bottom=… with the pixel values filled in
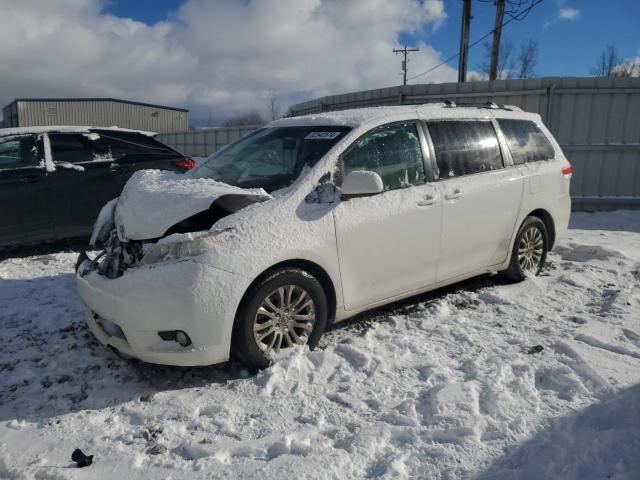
left=141, top=228, right=233, bottom=266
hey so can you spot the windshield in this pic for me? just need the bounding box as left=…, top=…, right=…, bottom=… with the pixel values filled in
left=191, top=126, right=351, bottom=192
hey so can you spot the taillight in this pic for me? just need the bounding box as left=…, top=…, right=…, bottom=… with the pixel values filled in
left=173, top=158, right=196, bottom=171
left=561, top=164, right=572, bottom=177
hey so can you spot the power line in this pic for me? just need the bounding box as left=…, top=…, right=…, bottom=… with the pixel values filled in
left=407, top=0, right=544, bottom=82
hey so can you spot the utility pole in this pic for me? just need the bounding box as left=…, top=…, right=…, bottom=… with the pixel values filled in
left=393, top=46, right=420, bottom=86
left=489, top=0, right=506, bottom=80
left=458, top=0, right=472, bottom=82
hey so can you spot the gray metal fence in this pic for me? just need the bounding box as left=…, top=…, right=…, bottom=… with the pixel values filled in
left=157, top=125, right=259, bottom=158
left=289, top=76, right=640, bottom=210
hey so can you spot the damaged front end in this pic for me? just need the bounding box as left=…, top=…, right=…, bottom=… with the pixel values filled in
left=77, top=229, right=144, bottom=279
left=77, top=172, right=267, bottom=279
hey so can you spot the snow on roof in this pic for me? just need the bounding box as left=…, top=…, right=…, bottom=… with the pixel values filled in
left=271, top=103, right=528, bottom=129
left=0, top=125, right=157, bottom=138
left=271, top=106, right=415, bottom=128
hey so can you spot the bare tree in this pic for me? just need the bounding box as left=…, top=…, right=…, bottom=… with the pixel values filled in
left=514, top=39, right=538, bottom=79
left=223, top=111, right=265, bottom=127
left=479, top=40, right=514, bottom=80
left=267, top=96, right=281, bottom=121
left=592, top=44, right=619, bottom=76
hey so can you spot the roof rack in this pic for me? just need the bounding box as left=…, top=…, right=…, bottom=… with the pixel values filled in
left=442, top=100, right=513, bottom=111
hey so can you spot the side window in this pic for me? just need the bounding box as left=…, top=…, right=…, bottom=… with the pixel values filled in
left=0, top=135, right=39, bottom=170
left=49, top=134, right=93, bottom=163
left=497, top=119, right=555, bottom=164
left=426, top=120, right=503, bottom=179
left=341, top=122, right=425, bottom=190
left=90, top=132, right=175, bottom=162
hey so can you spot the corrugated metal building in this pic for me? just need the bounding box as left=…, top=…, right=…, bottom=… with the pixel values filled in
left=288, top=76, right=640, bottom=210
left=2, top=98, right=189, bottom=133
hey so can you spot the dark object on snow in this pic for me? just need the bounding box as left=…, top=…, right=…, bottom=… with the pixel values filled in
left=527, top=345, right=544, bottom=354
left=71, top=449, right=94, bottom=468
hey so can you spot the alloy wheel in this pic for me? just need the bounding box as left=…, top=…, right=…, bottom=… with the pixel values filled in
left=518, top=226, right=544, bottom=274
left=253, top=285, right=316, bottom=354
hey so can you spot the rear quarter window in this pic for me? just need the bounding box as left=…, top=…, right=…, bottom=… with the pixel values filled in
left=497, top=119, right=555, bottom=164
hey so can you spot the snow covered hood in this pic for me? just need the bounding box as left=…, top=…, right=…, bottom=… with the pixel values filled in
left=114, top=170, right=271, bottom=240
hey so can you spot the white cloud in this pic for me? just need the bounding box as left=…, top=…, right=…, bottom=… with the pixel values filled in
left=558, top=7, right=580, bottom=20
left=0, top=0, right=454, bottom=125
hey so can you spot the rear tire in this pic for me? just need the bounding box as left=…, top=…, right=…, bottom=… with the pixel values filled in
left=501, top=216, right=548, bottom=282
left=233, top=268, right=328, bottom=369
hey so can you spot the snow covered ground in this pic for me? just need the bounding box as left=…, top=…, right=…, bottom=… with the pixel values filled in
left=1, top=211, right=639, bottom=479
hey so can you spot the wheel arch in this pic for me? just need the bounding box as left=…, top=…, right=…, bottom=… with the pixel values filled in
left=232, top=259, right=338, bottom=346
left=527, top=208, right=556, bottom=249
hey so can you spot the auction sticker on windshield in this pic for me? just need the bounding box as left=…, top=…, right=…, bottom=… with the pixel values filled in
left=304, top=131, right=342, bottom=140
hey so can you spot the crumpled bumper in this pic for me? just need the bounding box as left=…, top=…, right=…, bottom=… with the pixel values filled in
left=76, top=257, right=248, bottom=366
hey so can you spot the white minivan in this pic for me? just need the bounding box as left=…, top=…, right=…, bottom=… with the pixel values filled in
left=76, top=103, right=572, bottom=368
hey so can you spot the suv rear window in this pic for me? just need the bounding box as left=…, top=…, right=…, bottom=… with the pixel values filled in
left=497, top=119, right=555, bottom=164
left=426, top=120, right=503, bottom=179
left=90, top=131, right=177, bottom=160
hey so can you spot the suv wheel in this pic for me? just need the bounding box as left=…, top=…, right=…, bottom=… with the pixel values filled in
left=502, top=216, right=548, bottom=282
left=233, top=269, right=328, bottom=369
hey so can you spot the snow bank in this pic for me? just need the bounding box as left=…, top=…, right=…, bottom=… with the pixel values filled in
left=0, top=211, right=639, bottom=478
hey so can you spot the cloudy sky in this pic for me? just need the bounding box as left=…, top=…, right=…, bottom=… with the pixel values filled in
left=0, top=0, right=638, bottom=126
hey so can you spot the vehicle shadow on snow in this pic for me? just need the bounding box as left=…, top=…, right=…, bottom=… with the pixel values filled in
left=0, top=239, right=88, bottom=261
left=323, top=272, right=508, bottom=340
left=475, top=383, right=640, bottom=480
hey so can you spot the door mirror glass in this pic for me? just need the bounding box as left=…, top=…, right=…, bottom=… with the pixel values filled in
left=341, top=170, right=384, bottom=198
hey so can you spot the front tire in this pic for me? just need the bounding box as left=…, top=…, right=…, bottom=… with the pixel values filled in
left=233, top=269, right=328, bottom=369
left=502, top=216, right=548, bottom=282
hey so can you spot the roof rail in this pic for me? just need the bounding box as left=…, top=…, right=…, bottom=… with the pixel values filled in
left=441, top=100, right=513, bottom=111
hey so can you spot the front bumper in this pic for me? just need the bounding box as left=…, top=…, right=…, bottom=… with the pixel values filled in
left=76, top=258, right=248, bottom=366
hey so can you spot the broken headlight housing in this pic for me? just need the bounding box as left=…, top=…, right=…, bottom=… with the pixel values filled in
left=141, top=228, right=234, bottom=266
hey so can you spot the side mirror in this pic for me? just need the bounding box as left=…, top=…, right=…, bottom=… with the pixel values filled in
left=341, top=170, right=384, bottom=198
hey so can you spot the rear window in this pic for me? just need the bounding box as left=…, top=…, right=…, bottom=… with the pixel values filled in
left=497, top=119, right=555, bottom=164
left=426, top=120, right=503, bottom=179
left=49, top=131, right=178, bottom=163
left=90, top=131, right=177, bottom=160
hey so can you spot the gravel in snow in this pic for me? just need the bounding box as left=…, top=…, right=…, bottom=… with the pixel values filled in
left=0, top=211, right=639, bottom=479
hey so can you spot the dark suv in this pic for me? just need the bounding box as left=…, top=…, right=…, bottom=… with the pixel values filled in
left=0, top=126, right=193, bottom=249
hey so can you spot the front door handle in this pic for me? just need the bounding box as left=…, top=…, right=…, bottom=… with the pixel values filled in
left=109, top=163, right=123, bottom=173
left=444, top=188, right=462, bottom=200
left=417, top=194, right=436, bottom=207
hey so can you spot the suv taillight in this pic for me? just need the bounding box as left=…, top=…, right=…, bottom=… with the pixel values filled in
left=173, top=158, right=196, bottom=171
left=561, top=164, right=572, bottom=177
